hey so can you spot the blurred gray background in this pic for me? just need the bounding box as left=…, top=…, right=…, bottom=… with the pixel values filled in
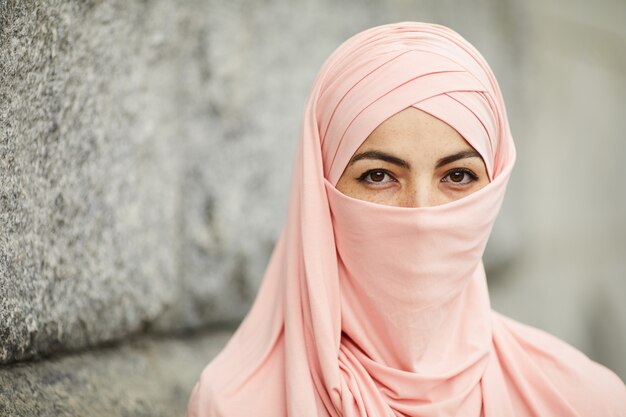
left=1, top=0, right=624, bottom=415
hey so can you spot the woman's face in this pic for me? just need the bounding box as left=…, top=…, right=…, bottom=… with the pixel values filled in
left=336, top=107, right=489, bottom=207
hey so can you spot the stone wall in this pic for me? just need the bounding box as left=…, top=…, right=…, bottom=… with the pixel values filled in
left=1, top=0, right=624, bottom=414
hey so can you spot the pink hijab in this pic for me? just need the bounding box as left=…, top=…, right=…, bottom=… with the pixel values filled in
left=187, top=22, right=626, bottom=417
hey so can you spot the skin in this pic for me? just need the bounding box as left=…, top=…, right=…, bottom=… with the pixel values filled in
left=336, top=107, right=489, bottom=208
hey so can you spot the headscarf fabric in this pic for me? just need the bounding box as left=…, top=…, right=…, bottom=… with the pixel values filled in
left=187, top=22, right=626, bottom=417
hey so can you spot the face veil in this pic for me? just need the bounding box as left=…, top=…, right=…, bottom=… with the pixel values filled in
left=187, top=22, right=626, bottom=417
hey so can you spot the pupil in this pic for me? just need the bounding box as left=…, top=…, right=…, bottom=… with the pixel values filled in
left=370, top=171, right=385, bottom=182
left=450, top=171, right=464, bottom=182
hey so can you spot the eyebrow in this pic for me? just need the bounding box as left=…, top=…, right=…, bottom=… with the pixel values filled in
left=348, top=150, right=411, bottom=169
left=348, top=148, right=482, bottom=170
left=434, top=149, right=482, bottom=168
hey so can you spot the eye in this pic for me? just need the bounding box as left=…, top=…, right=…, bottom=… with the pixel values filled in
left=441, top=168, right=478, bottom=185
left=356, top=169, right=397, bottom=185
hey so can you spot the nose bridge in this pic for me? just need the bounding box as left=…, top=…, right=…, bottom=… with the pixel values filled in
left=405, top=177, right=436, bottom=208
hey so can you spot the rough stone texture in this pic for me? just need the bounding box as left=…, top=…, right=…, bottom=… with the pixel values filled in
left=0, top=0, right=183, bottom=363
left=0, top=0, right=624, bottom=389
left=0, top=328, right=233, bottom=417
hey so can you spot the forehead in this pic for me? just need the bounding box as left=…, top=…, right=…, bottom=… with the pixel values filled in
left=354, top=107, right=475, bottom=157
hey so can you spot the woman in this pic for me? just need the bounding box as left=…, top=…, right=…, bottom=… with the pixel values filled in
left=187, top=22, right=626, bottom=416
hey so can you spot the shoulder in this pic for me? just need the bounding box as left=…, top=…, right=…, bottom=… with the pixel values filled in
left=492, top=311, right=626, bottom=416
left=186, top=333, right=288, bottom=417
left=186, top=365, right=223, bottom=417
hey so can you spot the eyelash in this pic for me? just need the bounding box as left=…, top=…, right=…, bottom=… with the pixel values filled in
left=356, top=169, right=397, bottom=185
left=356, top=168, right=479, bottom=186
left=441, top=168, right=479, bottom=185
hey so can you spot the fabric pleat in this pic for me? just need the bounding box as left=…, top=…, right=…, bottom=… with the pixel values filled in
left=187, top=22, right=626, bottom=417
